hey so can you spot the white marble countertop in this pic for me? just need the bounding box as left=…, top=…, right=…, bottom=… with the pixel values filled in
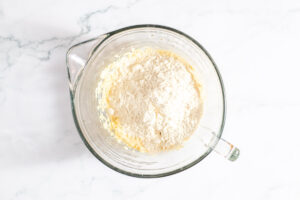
left=1, top=0, right=300, bottom=199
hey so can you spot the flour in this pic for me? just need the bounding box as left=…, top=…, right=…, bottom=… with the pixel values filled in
left=96, top=48, right=203, bottom=152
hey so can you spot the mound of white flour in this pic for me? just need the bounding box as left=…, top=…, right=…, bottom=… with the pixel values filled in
left=97, top=48, right=202, bottom=152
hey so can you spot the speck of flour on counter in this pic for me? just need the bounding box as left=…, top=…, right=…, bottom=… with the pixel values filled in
left=96, top=47, right=203, bottom=153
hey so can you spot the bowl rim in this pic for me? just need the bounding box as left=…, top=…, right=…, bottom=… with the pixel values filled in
left=68, top=24, right=226, bottom=178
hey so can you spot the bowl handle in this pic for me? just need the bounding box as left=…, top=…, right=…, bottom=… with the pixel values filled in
left=66, top=34, right=108, bottom=95
left=199, top=126, right=240, bottom=161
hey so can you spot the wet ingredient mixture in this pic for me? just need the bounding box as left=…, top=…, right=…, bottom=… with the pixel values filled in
left=96, top=48, right=203, bottom=153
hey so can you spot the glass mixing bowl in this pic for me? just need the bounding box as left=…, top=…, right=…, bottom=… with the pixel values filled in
left=66, top=25, right=239, bottom=178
